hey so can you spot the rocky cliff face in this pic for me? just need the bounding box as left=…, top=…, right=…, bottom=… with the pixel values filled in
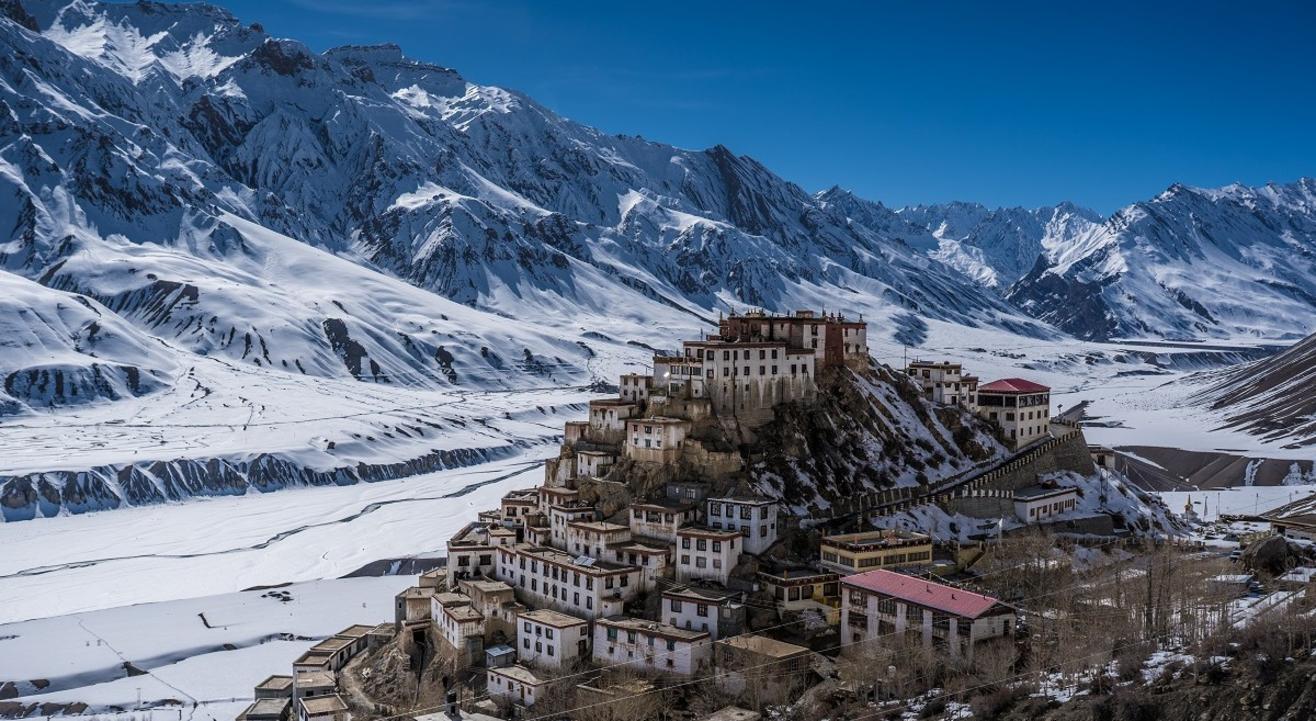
left=749, top=362, right=1007, bottom=513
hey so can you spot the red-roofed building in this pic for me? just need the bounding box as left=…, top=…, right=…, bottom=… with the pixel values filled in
left=976, top=378, right=1052, bottom=450
left=840, top=570, right=1015, bottom=660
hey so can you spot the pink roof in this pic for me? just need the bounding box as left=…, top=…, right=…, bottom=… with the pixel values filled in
left=978, top=378, right=1050, bottom=393
left=842, top=570, right=1003, bottom=619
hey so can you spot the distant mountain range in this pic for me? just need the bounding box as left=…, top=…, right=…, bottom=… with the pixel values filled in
left=1, top=0, right=1314, bottom=416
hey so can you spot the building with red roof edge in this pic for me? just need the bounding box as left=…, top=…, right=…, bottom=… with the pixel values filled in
left=840, top=569, right=1015, bottom=660
left=976, top=377, right=1053, bottom=450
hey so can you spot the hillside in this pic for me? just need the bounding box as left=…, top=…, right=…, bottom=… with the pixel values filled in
left=750, top=362, right=1006, bottom=512
left=1203, top=331, right=1316, bottom=448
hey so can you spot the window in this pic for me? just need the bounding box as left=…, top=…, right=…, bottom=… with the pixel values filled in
left=696, top=604, right=708, bottom=617
left=712, top=541, right=721, bottom=552
left=670, top=599, right=683, bottom=612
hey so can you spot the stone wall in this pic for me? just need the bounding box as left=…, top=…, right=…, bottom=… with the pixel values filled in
left=947, top=495, right=1014, bottom=519
left=971, top=429, right=1096, bottom=494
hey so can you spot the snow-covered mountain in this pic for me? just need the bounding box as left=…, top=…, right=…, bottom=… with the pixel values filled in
left=900, top=183, right=1316, bottom=342
left=1004, top=180, right=1316, bottom=341
left=0, top=0, right=1058, bottom=517
left=897, top=201, right=1104, bottom=289
left=0, top=0, right=1051, bottom=400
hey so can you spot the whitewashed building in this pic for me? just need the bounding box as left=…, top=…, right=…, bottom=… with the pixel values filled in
left=1013, top=485, right=1079, bottom=523
left=675, top=527, right=743, bottom=585
left=624, top=417, right=691, bottom=463
left=706, top=495, right=778, bottom=554
left=565, top=520, right=631, bottom=558
left=593, top=617, right=712, bottom=677
left=906, top=361, right=978, bottom=409
left=516, top=608, right=590, bottom=670
left=587, top=399, right=638, bottom=443
left=661, top=585, right=744, bottom=640
left=976, top=378, right=1052, bottom=451
left=494, top=545, right=641, bottom=620
left=606, top=539, right=672, bottom=592
left=619, top=373, right=653, bottom=403
left=500, top=489, right=539, bottom=527
left=576, top=450, right=617, bottom=479
left=447, top=523, right=512, bottom=580
left=487, top=664, right=547, bottom=708
left=628, top=499, right=698, bottom=544
left=548, top=504, right=597, bottom=550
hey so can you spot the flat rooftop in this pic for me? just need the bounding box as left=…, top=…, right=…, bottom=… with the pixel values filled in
left=598, top=616, right=709, bottom=642
left=1013, top=484, right=1078, bottom=501
left=569, top=520, right=630, bottom=533
left=243, top=699, right=290, bottom=719
left=520, top=608, right=588, bottom=627
left=518, top=545, right=635, bottom=573
left=719, top=634, right=810, bottom=659
left=663, top=584, right=736, bottom=602
left=300, top=695, right=348, bottom=716
left=255, top=675, right=293, bottom=691
left=822, top=529, right=930, bottom=548
left=294, top=671, right=336, bottom=689
left=490, top=664, right=546, bottom=686
left=309, top=637, right=353, bottom=654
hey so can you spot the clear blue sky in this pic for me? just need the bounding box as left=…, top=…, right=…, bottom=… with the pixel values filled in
left=210, top=0, right=1314, bottom=214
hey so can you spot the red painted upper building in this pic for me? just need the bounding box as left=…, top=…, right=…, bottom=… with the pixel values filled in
left=976, top=377, right=1052, bottom=450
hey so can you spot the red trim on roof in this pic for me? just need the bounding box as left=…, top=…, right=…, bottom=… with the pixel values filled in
left=841, top=570, right=1002, bottom=619
left=978, top=378, right=1050, bottom=393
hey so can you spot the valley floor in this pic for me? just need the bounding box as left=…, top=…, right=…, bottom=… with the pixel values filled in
left=0, top=456, right=544, bottom=624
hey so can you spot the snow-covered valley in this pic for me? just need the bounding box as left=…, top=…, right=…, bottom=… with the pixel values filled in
left=1, top=1, right=1315, bottom=717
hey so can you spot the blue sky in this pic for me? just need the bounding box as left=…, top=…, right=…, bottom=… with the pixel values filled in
left=212, top=0, right=1313, bottom=214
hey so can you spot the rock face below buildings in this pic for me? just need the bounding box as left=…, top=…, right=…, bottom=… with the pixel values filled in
left=748, top=362, right=1008, bottom=514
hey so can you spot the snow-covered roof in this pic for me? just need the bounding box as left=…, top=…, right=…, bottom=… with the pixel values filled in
left=841, top=569, right=1004, bottom=619
left=1013, top=484, right=1078, bottom=501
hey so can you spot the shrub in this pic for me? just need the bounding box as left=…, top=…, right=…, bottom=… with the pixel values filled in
left=968, top=686, right=1027, bottom=719
left=919, top=697, right=947, bottom=718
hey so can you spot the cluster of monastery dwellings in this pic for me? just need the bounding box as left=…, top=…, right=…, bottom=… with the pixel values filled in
left=905, top=360, right=1054, bottom=451
left=241, top=312, right=1077, bottom=721
left=369, top=311, right=1033, bottom=716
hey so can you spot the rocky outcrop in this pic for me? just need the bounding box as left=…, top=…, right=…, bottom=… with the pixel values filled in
left=748, top=362, right=1007, bottom=514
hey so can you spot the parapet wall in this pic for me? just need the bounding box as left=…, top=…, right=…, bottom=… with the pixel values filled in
left=970, top=428, right=1096, bottom=494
